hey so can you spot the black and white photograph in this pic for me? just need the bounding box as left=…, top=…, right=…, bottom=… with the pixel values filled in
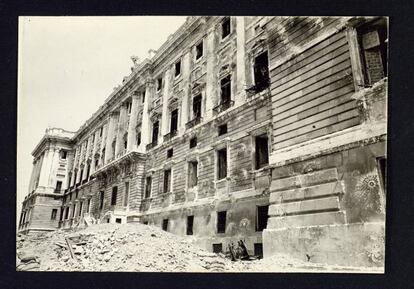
left=16, top=16, right=388, bottom=273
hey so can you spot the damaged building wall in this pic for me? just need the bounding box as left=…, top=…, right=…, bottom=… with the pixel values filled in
left=263, top=16, right=387, bottom=267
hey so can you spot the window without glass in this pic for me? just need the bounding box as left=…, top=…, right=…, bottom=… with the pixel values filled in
left=145, top=176, right=152, bottom=199
left=163, top=169, right=172, bottom=193
left=87, top=199, right=91, bottom=213
left=221, top=17, right=231, bottom=39
left=357, top=17, right=388, bottom=85
left=162, top=219, right=169, bottom=231
left=100, top=126, right=103, bottom=137
left=111, top=187, right=118, bottom=206
left=256, top=205, right=269, bottom=231
left=188, top=161, right=198, bottom=188
left=175, top=59, right=181, bottom=77
left=55, top=181, right=62, bottom=193
left=254, top=243, right=263, bottom=258
left=218, top=123, right=228, bottom=136
left=217, top=148, right=227, bottom=180
left=220, top=75, right=231, bottom=104
left=170, top=109, right=178, bottom=133
left=189, top=137, right=197, bottom=149
left=255, top=134, right=269, bottom=169
left=51, top=209, right=58, bottom=220
left=195, top=41, right=203, bottom=60
left=123, top=182, right=129, bottom=207
left=142, top=91, right=145, bottom=103
left=60, top=150, right=67, bottom=159
left=217, top=211, right=227, bottom=233
left=65, top=207, right=69, bottom=219
left=187, top=215, right=194, bottom=235
left=86, top=164, right=91, bottom=180
left=152, top=121, right=159, bottom=144
left=167, top=148, right=173, bottom=158
left=156, top=77, right=162, bottom=91
left=213, top=243, right=223, bottom=253
left=136, top=131, right=141, bottom=146
left=95, top=158, right=99, bottom=169
left=193, top=94, right=202, bottom=119
left=79, top=202, right=83, bottom=216
left=254, top=51, right=269, bottom=92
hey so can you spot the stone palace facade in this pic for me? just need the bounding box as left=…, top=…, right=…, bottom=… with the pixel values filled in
left=19, top=16, right=387, bottom=267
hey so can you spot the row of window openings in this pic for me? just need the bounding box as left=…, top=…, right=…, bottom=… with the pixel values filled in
left=145, top=134, right=268, bottom=198
left=98, top=182, right=130, bottom=210
left=161, top=205, right=268, bottom=236
left=61, top=198, right=92, bottom=220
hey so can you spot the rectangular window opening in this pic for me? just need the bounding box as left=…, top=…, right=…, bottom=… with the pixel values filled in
left=222, top=17, right=231, bottom=39
left=116, top=218, right=122, bottom=224
left=162, top=219, right=169, bottom=231
left=189, top=137, right=197, bottom=149
left=170, top=109, right=178, bottom=133
left=137, top=131, right=141, bottom=146
left=60, top=150, right=67, bottom=159
left=217, top=148, right=227, bottom=180
left=156, top=77, right=163, bottom=91
left=175, top=60, right=181, bottom=77
left=195, top=41, right=203, bottom=60
left=111, top=186, right=118, bottom=206
left=220, top=75, right=231, bottom=104
left=145, top=176, right=152, bottom=198
left=193, top=94, right=202, bottom=119
left=167, top=148, right=173, bottom=158
left=255, top=134, right=269, bottom=169
left=213, top=243, right=223, bottom=253
left=256, top=205, right=269, bottom=232
left=188, top=161, right=198, bottom=188
left=254, top=243, right=263, bottom=258
left=152, top=121, right=159, bottom=144
left=217, top=211, right=227, bottom=233
left=254, top=51, right=269, bottom=92
left=55, top=181, right=62, bottom=193
left=123, top=182, right=129, bottom=207
left=51, top=209, right=58, bottom=220
left=218, top=123, right=228, bottom=136
left=187, top=215, right=194, bottom=235
left=163, top=169, right=172, bottom=193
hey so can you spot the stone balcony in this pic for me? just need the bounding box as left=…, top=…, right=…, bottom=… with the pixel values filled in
left=185, top=116, right=203, bottom=129
left=213, top=100, right=234, bottom=115
left=163, top=130, right=178, bottom=142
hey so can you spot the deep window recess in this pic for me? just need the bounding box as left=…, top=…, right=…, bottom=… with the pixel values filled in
left=86, top=164, right=91, bottom=180
left=123, top=182, right=129, bottom=207
left=188, top=161, right=198, bottom=188
left=254, top=243, right=263, bottom=258
left=217, top=148, right=227, bottom=180
left=220, top=75, right=231, bottom=104
left=167, top=148, right=173, bottom=158
left=189, top=137, right=197, bottom=148
left=51, top=209, right=58, bottom=220
left=111, top=186, right=118, bottom=206
left=124, top=139, right=128, bottom=150
left=142, top=91, right=145, bottom=103
left=137, top=132, right=142, bottom=146
left=256, top=205, right=269, bottom=232
left=213, top=243, right=223, bottom=253
left=187, top=215, right=194, bottom=235
left=195, top=41, right=203, bottom=60
left=65, top=207, right=69, bottom=219
left=94, top=159, right=99, bottom=169
left=152, top=121, right=159, bottom=144
left=175, top=60, right=181, bottom=77
left=221, top=17, right=231, bottom=39
left=218, top=123, right=228, bottom=136
left=60, top=150, right=67, bottom=159
left=156, top=77, right=162, bottom=91
left=145, top=176, right=152, bottom=198
left=59, top=209, right=64, bottom=221
left=100, top=126, right=103, bottom=137
left=162, top=219, right=169, bottom=231
left=253, top=51, right=270, bottom=92
left=55, top=181, right=62, bottom=193
left=255, top=134, right=269, bottom=169
left=217, top=211, right=227, bottom=233
left=116, top=218, right=122, bottom=224
left=170, top=109, right=178, bottom=133
left=143, top=221, right=148, bottom=225
left=79, top=202, right=83, bottom=216
left=163, top=169, right=172, bottom=193
left=87, top=199, right=91, bottom=213
left=193, top=94, right=202, bottom=119
left=357, top=17, right=388, bottom=86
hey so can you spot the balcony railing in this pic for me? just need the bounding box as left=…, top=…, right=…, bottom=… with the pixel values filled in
left=146, top=140, right=158, bottom=150
left=186, top=116, right=203, bottom=129
left=213, top=100, right=234, bottom=114
left=163, top=130, right=177, bottom=142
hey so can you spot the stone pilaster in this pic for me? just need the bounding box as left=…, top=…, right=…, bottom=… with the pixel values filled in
left=104, top=113, right=117, bottom=163
left=180, top=49, right=192, bottom=134
left=205, top=26, right=217, bottom=120
left=127, top=92, right=140, bottom=151
left=235, top=16, right=246, bottom=105
left=90, top=130, right=99, bottom=174
left=161, top=68, right=172, bottom=139
left=115, top=104, right=127, bottom=157
left=140, top=80, right=154, bottom=151
left=38, top=148, right=53, bottom=188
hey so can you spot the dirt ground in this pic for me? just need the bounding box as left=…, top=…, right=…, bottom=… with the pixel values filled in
left=16, top=223, right=383, bottom=273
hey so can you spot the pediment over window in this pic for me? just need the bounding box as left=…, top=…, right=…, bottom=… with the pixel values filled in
left=191, top=81, right=206, bottom=96
left=248, top=36, right=268, bottom=58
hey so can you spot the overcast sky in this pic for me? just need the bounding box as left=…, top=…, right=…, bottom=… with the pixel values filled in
left=17, top=16, right=187, bottom=225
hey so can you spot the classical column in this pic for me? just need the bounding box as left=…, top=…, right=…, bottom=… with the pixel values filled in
left=115, top=104, right=127, bottom=157
left=179, top=49, right=192, bottom=134
left=104, top=113, right=117, bottom=163
left=100, top=122, right=108, bottom=159
left=127, top=92, right=140, bottom=151
left=38, top=148, right=53, bottom=188
left=28, top=159, right=37, bottom=193
left=205, top=26, right=217, bottom=120
left=140, top=80, right=154, bottom=151
left=90, top=130, right=99, bottom=174
left=161, top=68, right=172, bottom=140
left=83, top=135, right=93, bottom=181
left=235, top=16, right=247, bottom=105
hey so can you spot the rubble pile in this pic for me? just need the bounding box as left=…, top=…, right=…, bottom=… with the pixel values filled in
left=16, top=223, right=251, bottom=272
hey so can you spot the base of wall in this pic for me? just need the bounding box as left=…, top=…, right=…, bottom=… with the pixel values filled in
left=263, top=222, right=384, bottom=267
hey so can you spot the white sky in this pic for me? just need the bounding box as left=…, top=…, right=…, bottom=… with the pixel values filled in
left=17, top=16, right=187, bottom=226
